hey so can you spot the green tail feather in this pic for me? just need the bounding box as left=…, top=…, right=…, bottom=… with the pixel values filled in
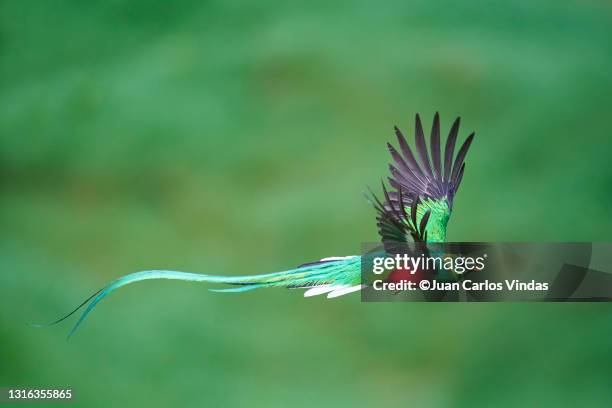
left=36, top=256, right=361, bottom=339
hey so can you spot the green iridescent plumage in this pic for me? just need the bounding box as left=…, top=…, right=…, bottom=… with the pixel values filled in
left=412, top=197, right=451, bottom=243
left=38, top=113, right=474, bottom=338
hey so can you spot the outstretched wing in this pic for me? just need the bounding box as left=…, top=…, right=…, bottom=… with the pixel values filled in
left=375, top=113, right=474, bottom=244
left=387, top=113, right=474, bottom=208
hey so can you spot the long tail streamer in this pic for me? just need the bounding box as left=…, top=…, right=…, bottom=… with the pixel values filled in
left=34, top=256, right=361, bottom=338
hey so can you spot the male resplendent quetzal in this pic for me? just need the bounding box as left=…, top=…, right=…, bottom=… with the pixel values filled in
left=41, top=113, right=474, bottom=337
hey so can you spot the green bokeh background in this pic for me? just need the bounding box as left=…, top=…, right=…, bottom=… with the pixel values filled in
left=1, top=1, right=611, bottom=406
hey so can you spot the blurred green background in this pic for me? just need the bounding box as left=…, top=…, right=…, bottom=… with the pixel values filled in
left=1, top=0, right=611, bottom=406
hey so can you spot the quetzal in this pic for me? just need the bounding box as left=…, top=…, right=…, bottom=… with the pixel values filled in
left=40, top=113, right=474, bottom=337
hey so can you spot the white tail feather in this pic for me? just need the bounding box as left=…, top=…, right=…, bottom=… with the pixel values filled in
left=320, top=256, right=356, bottom=262
left=304, top=285, right=339, bottom=298
left=327, top=285, right=364, bottom=298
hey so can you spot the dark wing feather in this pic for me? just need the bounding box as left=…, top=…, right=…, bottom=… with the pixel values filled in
left=453, top=163, right=466, bottom=194
left=450, top=132, right=475, bottom=189
left=410, top=195, right=419, bottom=230
left=430, top=112, right=441, bottom=180
left=419, top=210, right=431, bottom=236
left=443, top=117, right=460, bottom=183
left=414, top=114, right=435, bottom=182
left=394, top=126, right=426, bottom=183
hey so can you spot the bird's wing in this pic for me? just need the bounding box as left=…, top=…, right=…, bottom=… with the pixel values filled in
left=368, top=183, right=431, bottom=252
left=379, top=113, right=474, bottom=242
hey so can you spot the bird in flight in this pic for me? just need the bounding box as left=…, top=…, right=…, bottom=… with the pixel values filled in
left=38, top=113, right=475, bottom=337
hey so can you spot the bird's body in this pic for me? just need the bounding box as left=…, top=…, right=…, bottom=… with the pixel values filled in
left=409, top=197, right=450, bottom=243
left=38, top=113, right=475, bottom=337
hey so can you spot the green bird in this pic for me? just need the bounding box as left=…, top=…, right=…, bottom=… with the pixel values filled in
left=39, top=113, right=474, bottom=337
